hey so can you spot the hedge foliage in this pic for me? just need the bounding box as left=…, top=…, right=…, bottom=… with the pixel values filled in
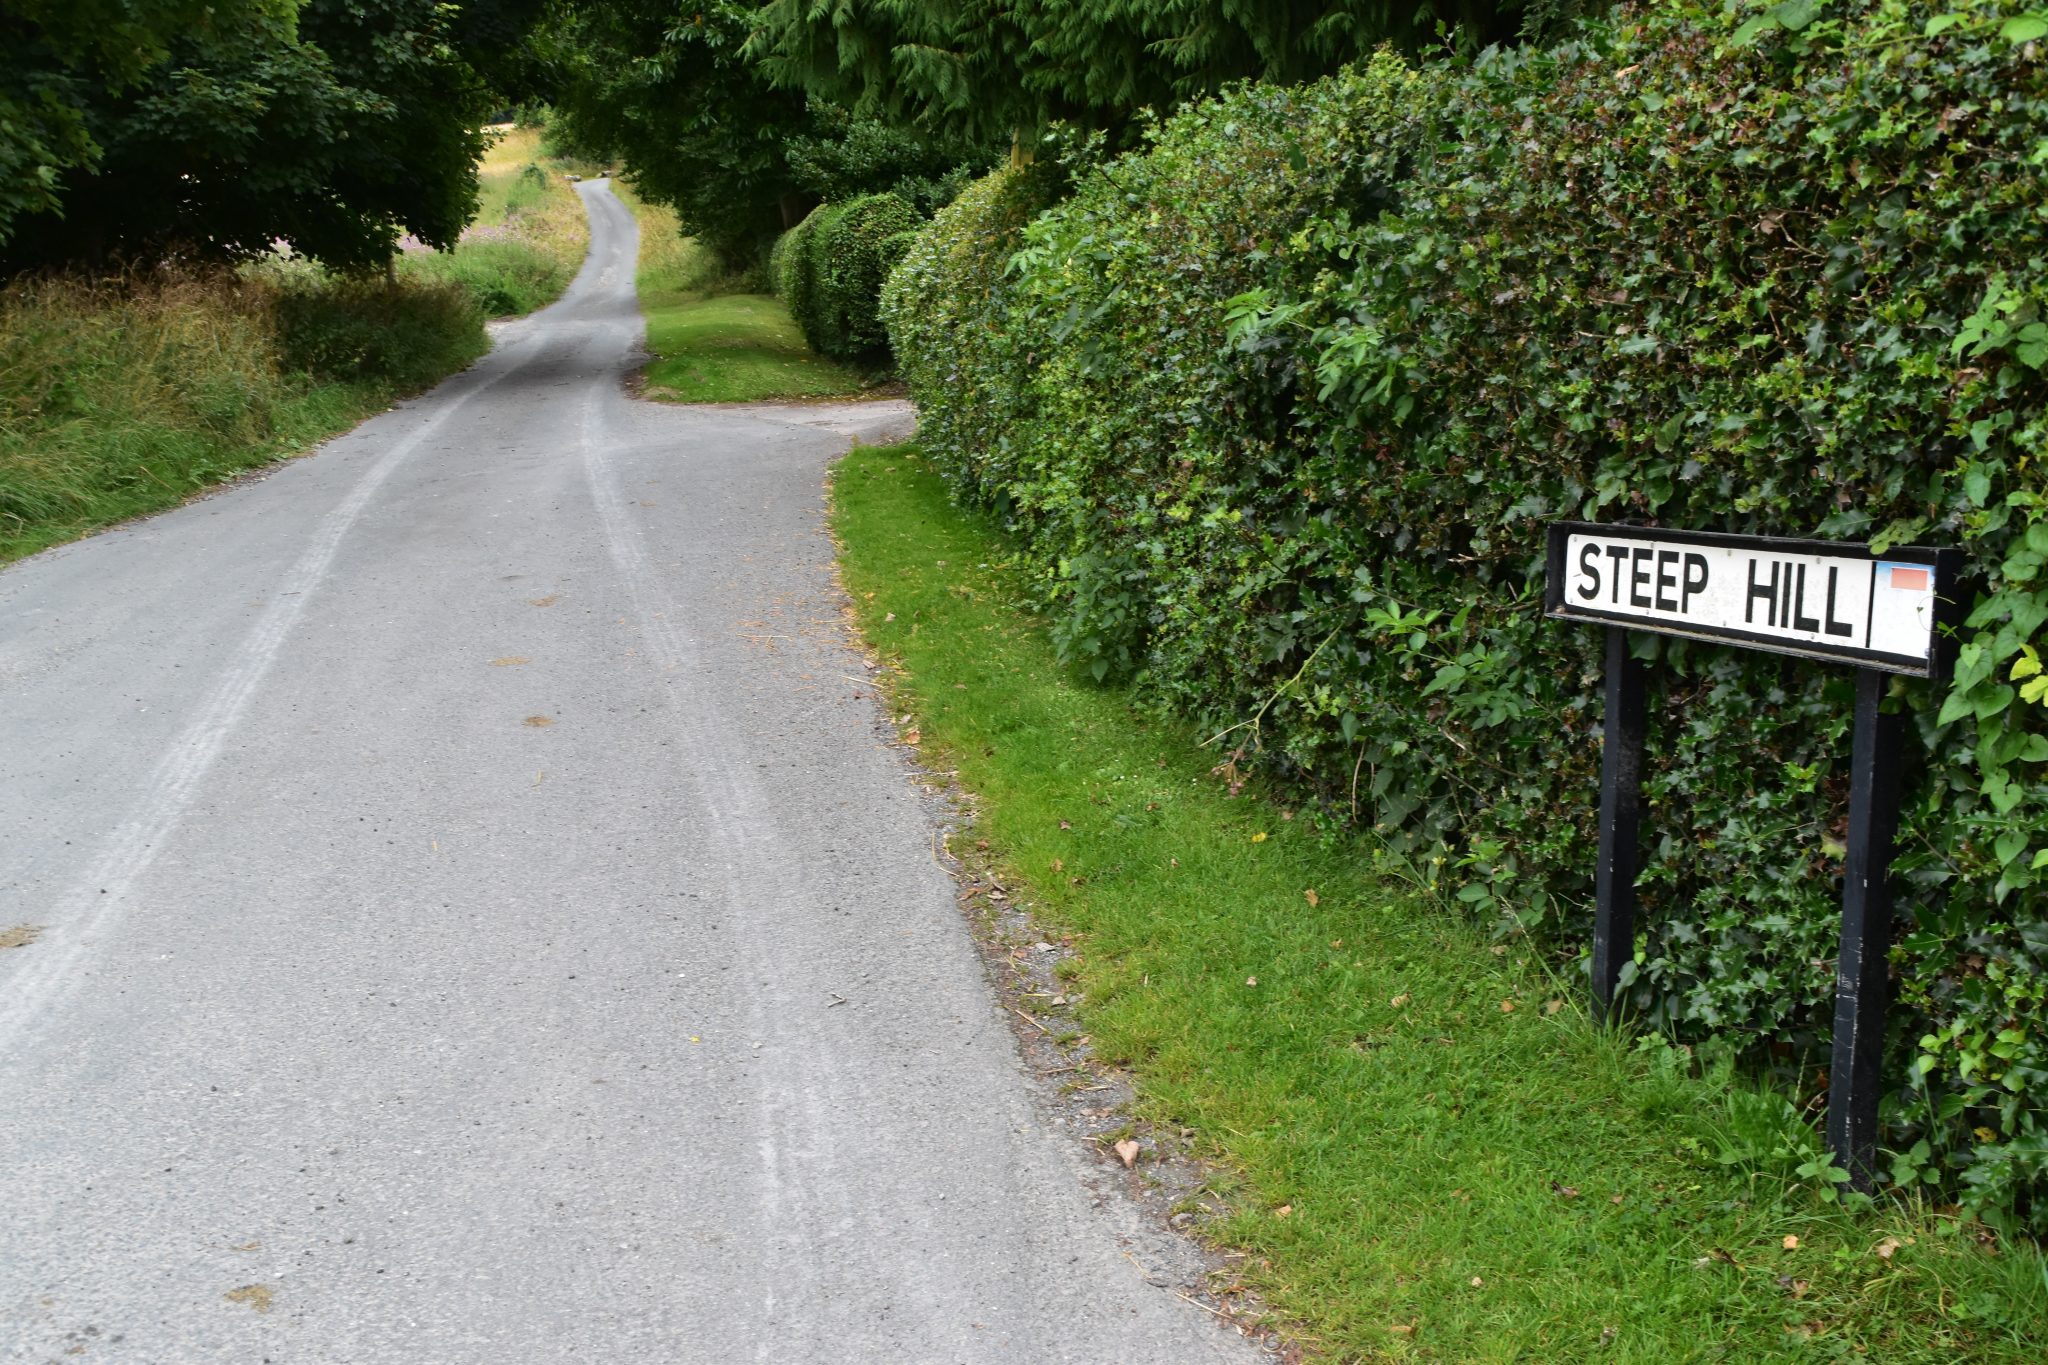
left=884, top=0, right=2048, bottom=1229
left=773, top=192, right=924, bottom=362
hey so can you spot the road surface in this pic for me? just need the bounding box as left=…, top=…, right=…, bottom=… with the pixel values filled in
left=0, top=182, right=1261, bottom=1364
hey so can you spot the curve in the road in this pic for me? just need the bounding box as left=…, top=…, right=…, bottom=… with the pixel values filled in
left=0, top=181, right=1267, bottom=1363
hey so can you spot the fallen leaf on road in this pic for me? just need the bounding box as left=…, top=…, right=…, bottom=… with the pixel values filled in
left=1114, top=1140, right=1141, bottom=1169
left=223, top=1285, right=274, bottom=1314
left=523, top=715, right=555, bottom=727
left=490, top=656, right=530, bottom=666
left=527, top=595, right=559, bottom=607
left=0, top=925, right=42, bottom=950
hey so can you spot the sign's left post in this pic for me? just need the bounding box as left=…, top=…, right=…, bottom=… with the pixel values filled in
left=1592, top=626, right=1646, bottom=1019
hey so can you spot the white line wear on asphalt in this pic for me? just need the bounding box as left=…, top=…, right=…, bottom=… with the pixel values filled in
left=0, top=182, right=1265, bottom=1363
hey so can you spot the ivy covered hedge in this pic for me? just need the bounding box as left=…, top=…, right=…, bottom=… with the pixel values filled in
left=772, top=192, right=923, bottom=363
left=884, top=0, right=2048, bottom=1228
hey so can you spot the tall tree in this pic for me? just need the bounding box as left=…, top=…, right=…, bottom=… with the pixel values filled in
left=545, top=0, right=816, bottom=262
left=1, top=0, right=535, bottom=272
left=0, top=0, right=285, bottom=245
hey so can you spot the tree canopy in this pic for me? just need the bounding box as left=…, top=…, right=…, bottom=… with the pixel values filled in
left=746, top=0, right=1528, bottom=145
left=2, top=0, right=278, bottom=244
left=1, top=0, right=542, bottom=271
left=543, top=0, right=991, bottom=267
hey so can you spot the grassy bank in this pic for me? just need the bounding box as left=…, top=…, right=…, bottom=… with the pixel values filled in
left=397, top=125, right=591, bottom=317
left=0, top=126, right=596, bottom=566
left=624, top=195, right=868, bottom=403
left=0, top=271, right=486, bottom=565
left=831, top=443, right=2048, bottom=1363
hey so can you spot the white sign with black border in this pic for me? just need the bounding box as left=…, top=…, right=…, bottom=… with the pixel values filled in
left=1544, top=522, right=1962, bottom=678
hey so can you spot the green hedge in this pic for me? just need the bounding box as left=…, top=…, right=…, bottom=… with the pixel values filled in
left=773, top=192, right=924, bottom=363
left=884, top=1, right=2048, bottom=1230
left=770, top=206, right=826, bottom=351
left=882, top=163, right=1065, bottom=483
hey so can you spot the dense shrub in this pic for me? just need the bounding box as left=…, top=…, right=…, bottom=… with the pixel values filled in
left=272, top=278, right=486, bottom=388
left=776, top=192, right=925, bottom=362
left=886, top=1, right=2048, bottom=1228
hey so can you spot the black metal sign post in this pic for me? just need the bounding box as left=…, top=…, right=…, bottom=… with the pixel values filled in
left=1545, top=523, right=1962, bottom=1189
left=1591, top=626, right=1644, bottom=1019
left=1828, top=667, right=1906, bottom=1185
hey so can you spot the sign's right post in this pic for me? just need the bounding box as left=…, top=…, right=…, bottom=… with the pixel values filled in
left=1828, top=667, right=1907, bottom=1190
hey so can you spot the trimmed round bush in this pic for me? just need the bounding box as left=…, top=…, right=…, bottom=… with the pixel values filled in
left=774, top=193, right=925, bottom=363
left=771, top=205, right=828, bottom=354
left=813, top=192, right=922, bottom=361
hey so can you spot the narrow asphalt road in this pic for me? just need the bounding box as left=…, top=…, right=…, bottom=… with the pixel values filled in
left=0, top=183, right=1263, bottom=1364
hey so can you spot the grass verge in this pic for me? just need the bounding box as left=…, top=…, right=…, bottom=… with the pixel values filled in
left=831, top=443, right=2048, bottom=1363
left=0, top=271, right=486, bottom=565
left=0, top=127, right=593, bottom=565
left=624, top=195, right=869, bottom=403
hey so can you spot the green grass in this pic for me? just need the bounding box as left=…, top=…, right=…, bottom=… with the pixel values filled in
left=831, top=443, right=2048, bottom=1363
left=624, top=194, right=869, bottom=403
left=641, top=293, right=870, bottom=403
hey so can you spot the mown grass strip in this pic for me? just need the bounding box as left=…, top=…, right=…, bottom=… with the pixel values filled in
left=624, top=196, right=869, bottom=404
left=831, top=443, right=2048, bottom=1363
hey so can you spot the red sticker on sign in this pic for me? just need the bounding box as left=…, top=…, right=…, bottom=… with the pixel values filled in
left=1884, top=564, right=1930, bottom=592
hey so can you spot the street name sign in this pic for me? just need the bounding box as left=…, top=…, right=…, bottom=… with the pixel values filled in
left=1544, top=523, right=1960, bottom=677
left=1545, top=520, right=1962, bottom=1190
